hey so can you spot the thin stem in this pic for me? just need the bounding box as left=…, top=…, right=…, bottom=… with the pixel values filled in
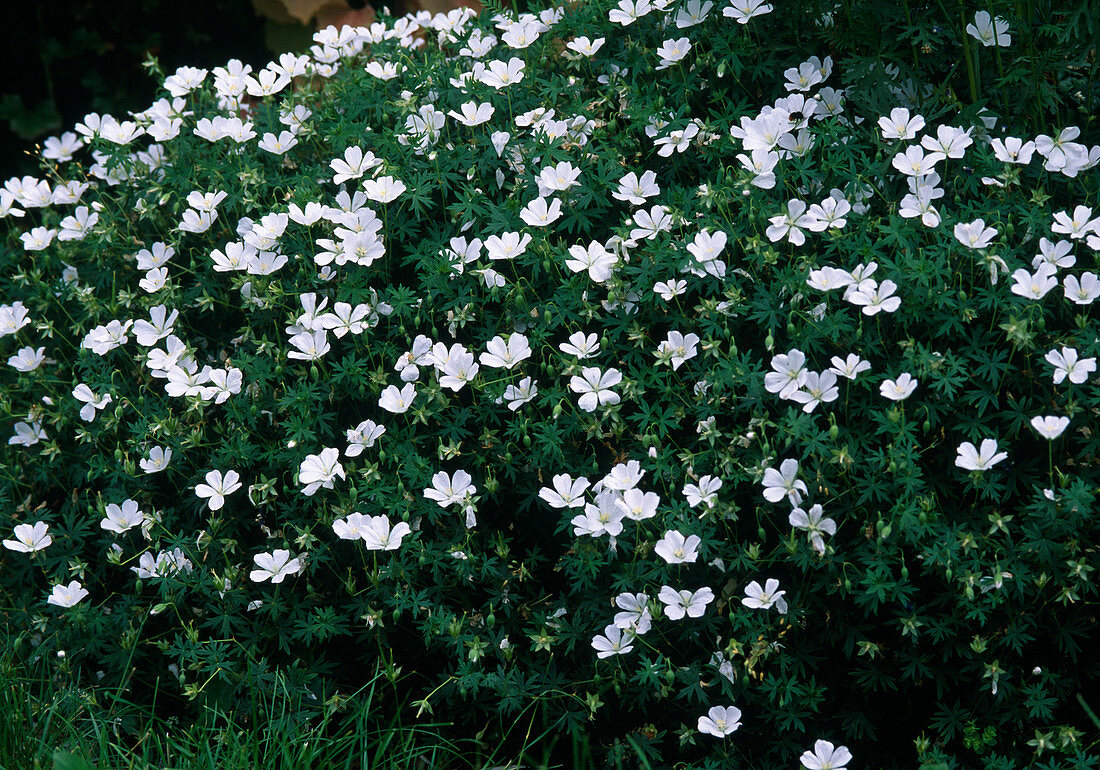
left=959, top=0, right=980, bottom=103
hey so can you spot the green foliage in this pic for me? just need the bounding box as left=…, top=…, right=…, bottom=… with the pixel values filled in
left=1, top=1, right=1098, bottom=767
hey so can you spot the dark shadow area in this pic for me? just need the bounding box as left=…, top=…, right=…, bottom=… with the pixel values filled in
left=0, top=0, right=271, bottom=178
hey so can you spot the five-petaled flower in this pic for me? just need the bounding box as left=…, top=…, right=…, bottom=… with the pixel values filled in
left=47, top=580, right=89, bottom=608
left=658, top=585, right=714, bottom=620
left=654, top=530, right=702, bottom=564
left=3, top=521, right=52, bottom=553
left=742, top=578, right=789, bottom=613
left=800, top=739, right=853, bottom=769
left=298, top=448, right=345, bottom=496
left=697, top=705, right=742, bottom=738
left=569, top=366, right=622, bottom=412
left=249, top=549, right=302, bottom=584
left=966, top=10, right=1011, bottom=47
left=761, top=459, right=807, bottom=506
left=955, top=438, right=1008, bottom=471
left=195, top=469, right=243, bottom=511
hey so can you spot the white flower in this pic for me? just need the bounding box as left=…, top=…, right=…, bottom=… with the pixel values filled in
left=1052, top=205, right=1100, bottom=240
left=566, top=241, right=617, bottom=283
left=538, top=161, right=582, bottom=193
left=478, top=58, right=525, bottom=88
left=362, top=176, right=407, bottom=204
left=630, top=205, right=674, bottom=240
left=615, top=488, right=660, bottom=521
left=298, top=448, right=345, bottom=496
left=609, top=0, right=654, bottom=25
left=7, top=346, right=45, bottom=372
left=655, top=331, right=700, bottom=371
left=592, top=624, right=635, bottom=658
left=847, top=278, right=902, bottom=315
left=559, top=332, right=600, bottom=359
left=954, top=219, right=997, bottom=249
left=828, top=354, right=870, bottom=380
left=1063, top=273, right=1100, bottom=304
left=332, top=512, right=372, bottom=541
left=765, top=349, right=808, bottom=399
left=360, top=515, right=412, bottom=551
left=0, top=301, right=32, bottom=337
left=21, top=227, right=57, bottom=251
left=539, top=474, right=590, bottom=508
left=480, top=333, right=532, bottom=369
left=656, top=37, right=692, bottom=69
left=572, top=492, right=626, bottom=537
left=569, top=367, right=622, bottom=412
left=892, top=145, right=943, bottom=177
left=723, top=0, right=773, bottom=23
left=497, top=376, right=539, bottom=410
left=10, top=419, right=46, bottom=447
left=140, top=446, right=172, bottom=474
left=880, top=373, right=918, bottom=401
left=683, top=475, right=722, bottom=508
left=345, top=419, right=385, bottom=457
left=800, top=740, right=853, bottom=769
left=365, top=61, right=405, bottom=80
left=955, top=438, right=1008, bottom=471
left=878, top=107, right=925, bottom=141
left=613, top=170, right=660, bottom=205
left=485, top=231, right=532, bottom=261
left=447, top=101, right=495, bottom=126
left=742, top=578, right=788, bottom=613
left=47, top=580, right=89, bottom=608
left=100, top=500, right=143, bottom=534
left=658, top=585, right=714, bottom=620
left=424, top=470, right=476, bottom=508
left=287, top=330, right=330, bottom=361
left=139, top=268, right=168, bottom=293
left=602, top=460, right=645, bottom=491
left=613, top=592, right=652, bottom=634
left=653, top=279, right=687, bottom=300
left=766, top=199, right=811, bottom=246
left=789, top=504, right=837, bottom=555
left=195, top=469, right=243, bottom=511
left=379, top=382, right=417, bottom=413
left=329, top=146, right=382, bottom=184
left=697, top=705, right=742, bottom=738
left=565, top=36, right=605, bottom=57
left=762, top=459, right=806, bottom=506
left=438, top=346, right=479, bottom=391
left=179, top=208, right=216, bottom=233
left=249, top=549, right=301, bottom=584
left=1030, top=415, right=1069, bottom=440
left=790, top=371, right=840, bottom=413
left=1009, top=264, right=1058, bottom=300
left=82, top=319, right=133, bottom=356
left=1045, top=346, right=1096, bottom=385
left=966, top=10, right=1011, bottom=47
left=257, top=131, right=299, bottom=155
left=991, top=137, right=1035, bottom=164
left=132, top=305, right=179, bottom=347
left=3, top=521, right=52, bottom=553
left=654, top=530, right=701, bottom=564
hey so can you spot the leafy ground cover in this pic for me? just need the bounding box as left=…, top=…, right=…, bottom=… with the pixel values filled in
left=1, top=0, right=1099, bottom=767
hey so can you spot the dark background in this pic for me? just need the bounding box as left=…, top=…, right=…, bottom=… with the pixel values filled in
left=0, top=0, right=275, bottom=179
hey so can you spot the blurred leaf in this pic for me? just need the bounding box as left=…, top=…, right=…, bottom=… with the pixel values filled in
left=52, top=751, right=94, bottom=770
left=0, top=94, right=60, bottom=140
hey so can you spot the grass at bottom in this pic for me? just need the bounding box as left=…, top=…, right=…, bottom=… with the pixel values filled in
left=0, top=634, right=644, bottom=770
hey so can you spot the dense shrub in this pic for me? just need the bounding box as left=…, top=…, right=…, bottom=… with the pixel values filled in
left=1, top=1, right=1098, bottom=767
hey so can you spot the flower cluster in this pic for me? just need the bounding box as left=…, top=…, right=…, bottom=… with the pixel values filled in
left=1, top=0, right=1098, bottom=766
